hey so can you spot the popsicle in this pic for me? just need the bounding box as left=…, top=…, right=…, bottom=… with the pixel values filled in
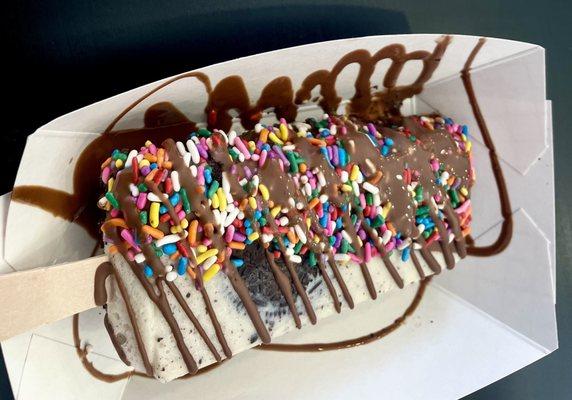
left=98, top=113, right=474, bottom=382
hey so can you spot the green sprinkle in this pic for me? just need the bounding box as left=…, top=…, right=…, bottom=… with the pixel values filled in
left=366, top=193, right=373, bottom=206
left=207, top=181, right=219, bottom=199
left=329, top=236, right=336, bottom=246
left=105, top=192, right=120, bottom=209
left=198, top=128, right=212, bottom=137
left=258, top=217, right=267, bottom=226
left=286, top=152, right=298, bottom=173
left=371, top=215, right=384, bottom=228
left=415, top=185, right=423, bottom=202
left=410, top=135, right=417, bottom=142
left=139, top=211, right=148, bottom=224
left=309, top=252, right=317, bottom=267
left=351, top=214, right=357, bottom=225
left=180, top=188, right=191, bottom=213
left=293, top=241, right=303, bottom=254
left=416, top=205, right=429, bottom=216
left=340, top=239, right=350, bottom=254
left=449, top=189, right=460, bottom=204
left=228, top=148, right=239, bottom=160
left=137, top=183, right=148, bottom=192
left=423, top=230, right=431, bottom=239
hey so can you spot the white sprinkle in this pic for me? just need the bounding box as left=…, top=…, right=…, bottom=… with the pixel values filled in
left=165, top=265, right=173, bottom=273
left=340, top=170, right=349, bottom=183
left=285, top=246, right=294, bottom=257
left=318, top=172, right=326, bottom=187
left=300, top=175, right=308, bottom=184
left=382, top=230, right=393, bottom=245
left=282, top=145, right=296, bottom=151
left=330, top=124, right=337, bottom=135
left=279, top=216, right=289, bottom=226
left=183, top=153, right=192, bottom=167
left=365, top=158, right=376, bottom=174
left=417, top=224, right=426, bottom=235
left=98, top=197, right=108, bottom=208
left=396, top=174, right=403, bottom=180
left=239, top=178, right=248, bottom=186
left=296, top=202, right=304, bottom=210
left=319, top=194, right=328, bottom=203
left=147, top=192, right=167, bottom=202
left=363, top=181, right=380, bottom=194
left=134, top=253, right=146, bottom=264
left=238, top=153, right=245, bottom=162
left=213, top=209, right=222, bottom=226
left=125, top=149, right=138, bottom=168
left=304, top=182, right=312, bottom=196
left=413, top=243, right=423, bottom=249
left=290, top=255, right=302, bottom=264
left=295, top=225, right=307, bottom=244
left=255, top=123, right=264, bottom=133
left=219, top=130, right=229, bottom=143
left=171, top=171, right=181, bottom=192
left=288, top=197, right=296, bottom=208
left=228, top=130, right=237, bottom=145
left=190, top=165, right=198, bottom=177
left=224, top=208, right=240, bottom=227
left=397, top=237, right=412, bottom=250
left=155, top=234, right=181, bottom=247
left=373, top=193, right=382, bottom=206
left=449, top=233, right=456, bottom=243
left=341, top=230, right=352, bottom=244
left=186, top=139, right=200, bottom=164
left=165, top=271, right=178, bottom=282
left=352, top=181, right=360, bottom=197
left=176, top=141, right=187, bottom=157
left=203, top=256, right=218, bottom=270
left=237, top=211, right=245, bottom=220
left=262, top=233, right=274, bottom=243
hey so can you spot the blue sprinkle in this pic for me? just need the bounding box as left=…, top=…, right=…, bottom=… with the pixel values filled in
left=177, top=257, right=188, bottom=275
left=320, top=129, right=331, bottom=137
left=244, top=219, right=251, bottom=228
left=445, top=117, right=453, bottom=125
left=162, top=243, right=177, bottom=255
left=336, top=217, right=343, bottom=230
left=338, top=148, right=347, bottom=167
left=381, top=146, right=389, bottom=156
left=150, top=162, right=158, bottom=170
left=283, top=238, right=290, bottom=247
left=462, top=125, right=469, bottom=135
left=245, top=239, right=252, bottom=245
left=159, top=205, right=168, bottom=214
left=144, top=265, right=153, bottom=277
left=320, top=147, right=334, bottom=168
left=231, top=258, right=245, bottom=268
left=384, top=138, right=394, bottom=146
left=170, top=193, right=180, bottom=206
left=246, top=227, right=253, bottom=235
left=204, top=169, right=212, bottom=184
left=401, top=247, right=411, bottom=262
left=254, top=210, right=262, bottom=220
left=320, top=215, right=328, bottom=228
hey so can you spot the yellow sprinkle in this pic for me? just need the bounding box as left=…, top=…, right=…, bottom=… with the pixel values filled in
left=461, top=133, right=468, bottom=142
left=466, top=141, right=472, bottom=152
left=211, top=192, right=220, bottom=209
left=248, top=141, right=256, bottom=152
left=382, top=201, right=393, bottom=219
left=107, top=177, right=115, bottom=192
left=145, top=140, right=152, bottom=147
left=139, top=159, right=150, bottom=168
left=268, top=132, right=284, bottom=145
left=306, top=217, right=311, bottom=229
left=259, top=184, right=270, bottom=201
left=180, top=218, right=189, bottom=229
left=115, top=159, right=124, bottom=169
left=196, top=248, right=219, bottom=265
left=313, top=236, right=320, bottom=243
left=197, top=245, right=208, bottom=254
left=203, top=263, right=221, bottom=283
left=341, top=184, right=353, bottom=192
left=217, top=188, right=227, bottom=212
left=460, top=187, right=469, bottom=196
left=149, top=202, right=160, bottom=228
left=350, top=164, right=360, bottom=181
left=279, top=124, right=289, bottom=141
left=270, top=206, right=281, bottom=217
left=248, top=232, right=260, bottom=242
left=248, top=196, right=257, bottom=210
left=170, top=225, right=183, bottom=234
left=260, top=128, right=269, bottom=143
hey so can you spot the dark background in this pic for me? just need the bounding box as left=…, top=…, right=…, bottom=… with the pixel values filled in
left=1, top=1, right=571, bottom=399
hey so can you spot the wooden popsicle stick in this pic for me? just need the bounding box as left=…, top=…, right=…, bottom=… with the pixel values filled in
left=0, top=254, right=107, bottom=341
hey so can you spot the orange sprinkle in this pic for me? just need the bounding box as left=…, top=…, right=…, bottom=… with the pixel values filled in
left=170, top=251, right=180, bottom=260
left=287, top=230, right=298, bottom=244
left=369, top=170, right=383, bottom=185
left=462, top=227, right=471, bottom=237
left=386, top=221, right=397, bottom=235
left=186, top=267, right=197, bottom=280
left=229, top=241, right=246, bottom=250
left=259, top=128, right=269, bottom=143
left=101, top=157, right=112, bottom=169
left=157, top=148, right=165, bottom=167
left=194, top=186, right=205, bottom=194
left=142, top=225, right=164, bottom=239
left=239, top=198, right=249, bottom=210
left=144, top=153, right=158, bottom=163
left=144, top=168, right=158, bottom=182
left=268, top=200, right=274, bottom=209
left=308, top=198, right=320, bottom=209
left=101, top=218, right=128, bottom=232
left=447, top=176, right=456, bottom=186
left=204, top=223, right=214, bottom=238
left=162, top=161, right=172, bottom=169
left=188, top=220, right=199, bottom=245
left=108, top=245, right=118, bottom=254
left=309, top=138, right=326, bottom=147
left=299, top=163, right=307, bottom=173
left=217, top=252, right=226, bottom=263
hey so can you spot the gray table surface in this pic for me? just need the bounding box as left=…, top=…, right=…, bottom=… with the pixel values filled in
left=1, top=1, right=570, bottom=399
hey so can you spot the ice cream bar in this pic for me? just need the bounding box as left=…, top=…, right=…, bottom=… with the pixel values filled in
left=99, top=113, right=474, bottom=382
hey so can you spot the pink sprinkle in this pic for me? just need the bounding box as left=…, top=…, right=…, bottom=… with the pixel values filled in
left=101, top=167, right=111, bottom=184
left=196, top=165, right=205, bottom=186
left=149, top=143, right=157, bottom=155
left=359, top=194, right=366, bottom=209
left=121, top=229, right=141, bottom=252
left=177, top=210, right=186, bottom=220
left=225, top=225, right=235, bottom=243
left=430, top=159, right=439, bottom=171
left=434, top=194, right=442, bottom=203
left=455, top=199, right=471, bottom=214
left=126, top=250, right=135, bottom=261
left=259, top=149, right=268, bottom=167
left=136, top=193, right=147, bottom=210
left=110, top=209, right=120, bottom=218
left=202, top=238, right=213, bottom=246
left=349, top=253, right=362, bottom=263
left=385, top=241, right=395, bottom=252
left=365, top=242, right=372, bottom=262
left=234, top=138, right=251, bottom=159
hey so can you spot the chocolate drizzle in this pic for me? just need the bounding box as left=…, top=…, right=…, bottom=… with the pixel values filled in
left=17, top=35, right=514, bottom=380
